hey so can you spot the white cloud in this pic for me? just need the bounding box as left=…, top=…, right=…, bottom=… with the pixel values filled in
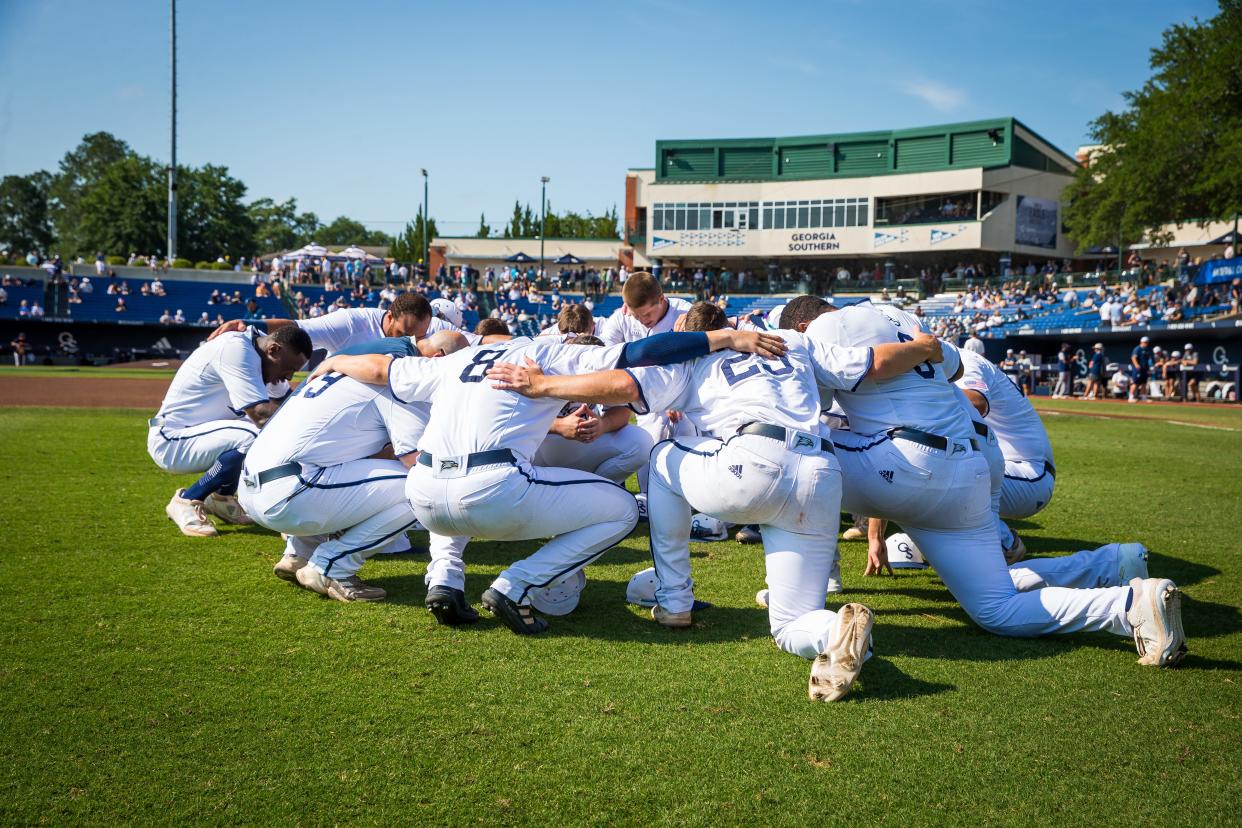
left=903, top=79, right=966, bottom=112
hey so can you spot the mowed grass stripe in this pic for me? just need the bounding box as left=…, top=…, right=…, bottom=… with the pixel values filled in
left=0, top=408, right=1238, bottom=825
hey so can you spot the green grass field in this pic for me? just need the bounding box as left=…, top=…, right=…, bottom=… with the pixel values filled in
left=1, top=401, right=1240, bottom=825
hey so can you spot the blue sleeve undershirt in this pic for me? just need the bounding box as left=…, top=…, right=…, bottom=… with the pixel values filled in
left=617, top=332, right=709, bottom=369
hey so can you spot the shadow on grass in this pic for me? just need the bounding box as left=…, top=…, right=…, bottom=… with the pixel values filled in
left=1182, top=595, right=1242, bottom=639
left=854, top=658, right=955, bottom=701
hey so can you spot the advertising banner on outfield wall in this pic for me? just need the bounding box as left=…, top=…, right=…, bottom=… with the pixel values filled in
left=1015, top=196, right=1058, bottom=249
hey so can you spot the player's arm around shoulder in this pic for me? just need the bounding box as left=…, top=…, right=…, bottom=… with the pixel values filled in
left=311, top=353, right=394, bottom=385
left=869, top=331, right=944, bottom=379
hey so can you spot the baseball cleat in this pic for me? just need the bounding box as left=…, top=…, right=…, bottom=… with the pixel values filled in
left=1116, top=543, right=1150, bottom=583
left=425, top=585, right=479, bottom=625
left=735, top=526, right=762, bottom=545
left=1126, top=577, right=1187, bottom=667
left=273, top=553, right=309, bottom=582
left=166, top=489, right=218, bottom=537
left=295, top=566, right=386, bottom=602
left=482, top=588, right=548, bottom=635
left=809, top=602, right=874, bottom=702
left=1003, top=532, right=1027, bottom=565
left=203, top=492, right=254, bottom=525
left=841, top=526, right=865, bottom=541
left=755, top=588, right=769, bottom=608
left=652, top=604, right=692, bottom=628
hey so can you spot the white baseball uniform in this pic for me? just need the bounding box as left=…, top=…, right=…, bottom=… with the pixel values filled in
left=809, top=304, right=1135, bottom=639
left=297, top=307, right=388, bottom=355
left=628, top=331, right=872, bottom=661
left=387, top=338, right=639, bottom=604
left=425, top=315, right=482, bottom=346
left=955, top=348, right=1056, bottom=523
left=537, top=318, right=607, bottom=337
left=146, top=328, right=267, bottom=474
left=532, top=402, right=654, bottom=484
left=598, top=297, right=694, bottom=485
left=238, top=371, right=425, bottom=580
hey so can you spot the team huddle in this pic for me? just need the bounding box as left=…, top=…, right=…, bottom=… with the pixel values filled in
left=145, top=273, right=1188, bottom=702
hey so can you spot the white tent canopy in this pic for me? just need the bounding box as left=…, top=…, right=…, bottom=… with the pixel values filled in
left=336, top=246, right=384, bottom=262
left=282, top=243, right=330, bottom=259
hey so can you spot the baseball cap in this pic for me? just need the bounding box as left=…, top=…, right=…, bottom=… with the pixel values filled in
left=1172, top=350, right=1182, bottom=358
left=1140, top=336, right=1150, bottom=343
left=1152, top=345, right=1163, bottom=353
left=887, top=532, right=928, bottom=570
left=528, top=570, right=586, bottom=616
left=1093, top=342, right=1104, bottom=349
left=1184, top=343, right=1194, bottom=350
left=429, top=297, right=463, bottom=329
left=767, top=303, right=786, bottom=330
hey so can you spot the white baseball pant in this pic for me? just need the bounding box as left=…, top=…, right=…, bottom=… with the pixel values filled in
left=533, top=425, right=654, bottom=484
left=425, top=533, right=471, bottom=591
left=634, top=412, right=695, bottom=493
left=1000, top=459, right=1056, bottom=519
left=648, top=433, right=853, bottom=660
left=238, top=458, right=416, bottom=580
left=147, top=420, right=259, bottom=474
left=1010, top=543, right=1128, bottom=592
left=832, top=429, right=1132, bottom=638
left=406, top=458, right=638, bottom=604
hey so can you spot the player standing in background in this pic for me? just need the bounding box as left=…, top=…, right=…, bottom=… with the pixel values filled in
left=1085, top=342, right=1107, bottom=400
left=150, top=325, right=312, bottom=536
left=1182, top=344, right=1200, bottom=402
left=1130, top=336, right=1153, bottom=402
left=784, top=295, right=1187, bottom=668
left=488, top=301, right=942, bottom=701
left=314, top=326, right=784, bottom=634
left=238, top=334, right=466, bottom=602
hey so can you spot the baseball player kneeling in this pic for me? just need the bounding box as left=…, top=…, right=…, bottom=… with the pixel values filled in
left=488, top=301, right=940, bottom=702
left=239, top=331, right=470, bottom=602
left=149, top=325, right=312, bottom=537
left=312, top=325, right=780, bottom=634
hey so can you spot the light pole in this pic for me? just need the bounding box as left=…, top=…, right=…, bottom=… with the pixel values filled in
left=420, top=168, right=429, bottom=279
left=540, top=176, right=550, bottom=281
left=167, top=0, right=177, bottom=263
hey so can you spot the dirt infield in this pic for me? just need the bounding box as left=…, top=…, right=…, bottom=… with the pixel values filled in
left=0, top=375, right=169, bottom=408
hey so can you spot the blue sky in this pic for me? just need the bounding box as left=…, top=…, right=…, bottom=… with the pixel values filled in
left=0, top=0, right=1218, bottom=237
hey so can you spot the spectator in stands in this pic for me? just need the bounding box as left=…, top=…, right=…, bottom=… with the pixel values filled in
left=963, top=330, right=985, bottom=356
left=18, top=299, right=30, bottom=317
left=174, top=309, right=186, bottom=324
left=1182, top=344, right=1200, bottom=402
left=1129, top=335, right=1153, bottom=402
left=115, top=297, right=128, bottom=313
left=197, top=311, right=210, bottom=326
left=152, top=277, right=166, bottom=297
left=79, top=276, right=93, bottom=294
left=159, top=309, right=173, bottom=325
left=29, top=302, right=44, bottom=318
left=10, top=332, right=29, bottom=366
left=0, top=285, right=6, bottom=306
left=140, top=282, right=152, bottom=297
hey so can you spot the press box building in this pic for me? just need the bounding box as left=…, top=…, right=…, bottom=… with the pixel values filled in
left=623, top=118, right=1081, bottom=276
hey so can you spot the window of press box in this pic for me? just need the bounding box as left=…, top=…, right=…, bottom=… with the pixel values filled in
left=874, top=191, right=979, bottom=226
left=651, top=202, right=759, bottom=231
left=762, top=198, right=869, bottom=229
left=980, top=191, right=1007, bottom=216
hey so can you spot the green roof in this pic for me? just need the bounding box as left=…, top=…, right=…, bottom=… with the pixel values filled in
left=653, top=118, right=1078, bottom=183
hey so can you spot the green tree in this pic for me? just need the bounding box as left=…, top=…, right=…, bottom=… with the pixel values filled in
left=48, top=132, right=133, bottom=255
left=475, top=213, right=491, bottom=238
left=177, top=164, right=255, bottom=261
left=317, top=216, right=390, bottom=247
left=389, top=207, right=438, bottom=264
left=249, top=197, right=321, bottom=253
left=0, top=172, right=55, bottom=256
left=1064, top=0, right=1242, bottom=250
left=75, top=155, right=166, bottom=257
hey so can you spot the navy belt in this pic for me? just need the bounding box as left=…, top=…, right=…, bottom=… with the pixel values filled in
left=1045, top=461, right=1056, bottom=478
left=973, top=421, right=989, bottom=438
left=417, top=448, right=515, bottom=471
left=890, top=426, right=979, bottom=453
left=255, top=461, right=302, bottom=485
left=738, top=422, right=833, bottom=454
